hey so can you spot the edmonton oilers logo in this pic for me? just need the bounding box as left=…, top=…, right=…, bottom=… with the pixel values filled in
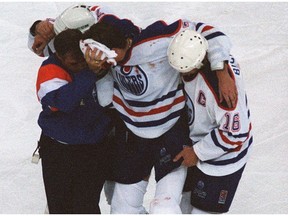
left=184, top=90, right=195, bottom=126
left=114, top=66, right=148, bottom=96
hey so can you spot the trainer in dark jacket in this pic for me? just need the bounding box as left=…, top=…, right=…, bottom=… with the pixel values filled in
left=36, top=29, right=113, bottom=214
left=37, top=54, right=112, bottom=144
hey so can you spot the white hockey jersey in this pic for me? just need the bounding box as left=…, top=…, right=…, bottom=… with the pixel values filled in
left=27, top=5, right=113, bottom=57
left=105, top=17, right=233, bottom=139
left=183, top=55, right=253, bottom=176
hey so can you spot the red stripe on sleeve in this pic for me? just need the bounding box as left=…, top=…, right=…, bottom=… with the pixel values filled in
left=201, top=25, right=214, bottom=33
left=219, top=123, right=252, bottom=146
left=89, top=6, right=99, bottom=11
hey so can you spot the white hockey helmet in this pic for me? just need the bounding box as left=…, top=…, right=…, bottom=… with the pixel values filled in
left=54, top=5, right=95, bottom=34
left=167, top=29, right=208, bottom=73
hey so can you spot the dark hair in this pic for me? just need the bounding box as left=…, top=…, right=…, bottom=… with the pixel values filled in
left=82, top=22, right=127, bottom=49
left=54, top=29, right=83, bottom=59
left=29, top=20, right=41, bottom=36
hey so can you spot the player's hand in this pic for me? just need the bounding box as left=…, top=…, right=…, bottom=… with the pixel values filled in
left=84, top=47, right=108, bottom=74
left=173, top=146, right=198, bottom=167
left=32, top=20, right=55, bottom=56
left=32, top=34, right=49, bottom=56
left=35, top=20, right=55, bottom=41
left=216, top=64, right=238, bottom=108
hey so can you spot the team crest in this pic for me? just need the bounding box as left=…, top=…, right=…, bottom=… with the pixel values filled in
left=113, top=65, right=148, bottom=96
left=184, top=91, right=195, bottom=126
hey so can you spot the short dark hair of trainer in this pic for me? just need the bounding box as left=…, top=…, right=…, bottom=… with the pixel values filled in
left=54, top=29, right=87, bottom=73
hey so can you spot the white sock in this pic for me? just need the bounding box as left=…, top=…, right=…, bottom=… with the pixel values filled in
left=191, top=206, right=210, bottom=214
left=44, top=204, right=49, bottom=214
left=110, top=180, right=148, bottom=214
left=104, top=180, right=115, bottom=205
left=180, top=191, right=193, bottom=214
left=150, top=193, right=182, bottom=214
left=150, top=166, right=187, bottom=214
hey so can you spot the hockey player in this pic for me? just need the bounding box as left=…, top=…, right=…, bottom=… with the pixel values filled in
left=28, top=4, right=112, bottom=57
left=169, top=30, right=253, bottom=214
left=28, top=4, right=237, bottom=108
left=36, top=29, right=114, bottom=213
left=81, top=15, right=239, bottom=213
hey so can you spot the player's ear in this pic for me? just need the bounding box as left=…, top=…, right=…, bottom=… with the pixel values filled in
left=126, top=38, right=132, bottom=48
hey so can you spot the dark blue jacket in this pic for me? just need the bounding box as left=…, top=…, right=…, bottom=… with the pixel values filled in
left=37, top=54, right=112, bottom=144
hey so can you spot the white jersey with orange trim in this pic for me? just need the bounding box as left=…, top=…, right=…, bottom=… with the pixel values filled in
left=105, top=17, right=233, bottom=139
left=183, top=55, right=253, bottom=176
left=27, top=4, right=113, bottom=57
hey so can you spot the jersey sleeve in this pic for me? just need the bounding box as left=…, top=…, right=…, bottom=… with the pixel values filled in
left=27, top=33, right=36, bottom=53
left=193, top=67, right=252, bottom=162
left=88, top=5, right=114, bottom=21
left=182, top=20, right=232, bottom=71
left=95, top=72, right=114, bottom=107
left=194, top=103, right=252, bottom=162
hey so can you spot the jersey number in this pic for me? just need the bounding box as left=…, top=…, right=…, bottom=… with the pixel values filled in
left=223, top=113, right=240, bottom=132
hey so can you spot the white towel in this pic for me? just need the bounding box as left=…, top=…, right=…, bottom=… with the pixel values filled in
left=79, top=39, right=118, bottom=66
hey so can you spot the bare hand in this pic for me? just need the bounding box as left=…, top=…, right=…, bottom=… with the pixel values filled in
left=35, top=20, right=55, bottom=41
left=84, top=47, right=108, bottom=74
left=32, top=20, right=55, bottom=55
left=216, top=64, right=238, bottom=108
left=32, top=34, right=49, bottom=55
left=173, top=146, right=198, bottom=167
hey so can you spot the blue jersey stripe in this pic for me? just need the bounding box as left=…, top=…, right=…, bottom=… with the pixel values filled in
left=195, top=22, right=204, bottom=31
left=226, top=130, right=250, bottom=139
left=206, top=136, right=253, bottom=165
left=211, top=130, right=234, bottom=152
left=120, top=109, right=183, bottom=128
left=205, top=31, right=226, bottom=40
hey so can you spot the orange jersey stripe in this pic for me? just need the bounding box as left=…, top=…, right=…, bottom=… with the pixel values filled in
left=202, top=25, right=214, bottom=32
left=219, top=123, right=252, bottom=146
left=113, top=95, right=185, bottom=117
left=90, top=6, right=99, bottom=11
